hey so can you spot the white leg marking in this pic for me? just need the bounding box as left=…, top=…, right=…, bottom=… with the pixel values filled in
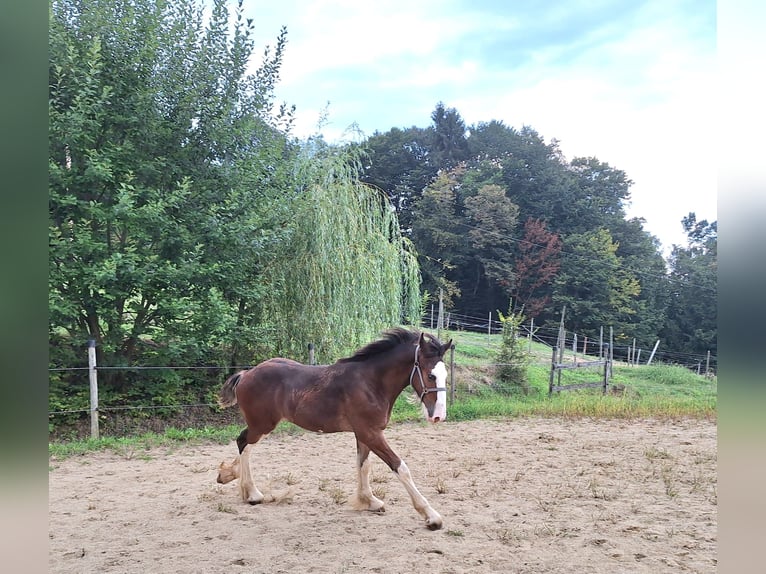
left=352, top=457, right=385, bottom=511
left=395, top=459, right=443, bottom=530
left=238, top=444, right=264, bottom=504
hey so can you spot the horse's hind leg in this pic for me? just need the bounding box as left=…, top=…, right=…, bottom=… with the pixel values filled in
left=351, top=438, right=385, bottom=512
left=236, top=428, right=265, bottom=505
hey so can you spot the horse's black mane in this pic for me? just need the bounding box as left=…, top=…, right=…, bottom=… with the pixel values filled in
left=338, top=328, right=440, bottom=363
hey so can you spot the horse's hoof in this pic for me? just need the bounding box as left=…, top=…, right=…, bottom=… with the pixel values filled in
left=248, top=499, right=263, bottom=505
left=426, top=518, right=443, bottom=531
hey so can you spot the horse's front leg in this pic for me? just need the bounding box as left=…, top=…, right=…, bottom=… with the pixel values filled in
left=351, top=438, right=385, bottom=512
left=360, top=431, right=443, bottom=530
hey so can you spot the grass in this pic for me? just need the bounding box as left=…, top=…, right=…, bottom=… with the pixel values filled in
left=48, top=421, right=300, bottom=459
left=49, top=329, right=716, bottom=459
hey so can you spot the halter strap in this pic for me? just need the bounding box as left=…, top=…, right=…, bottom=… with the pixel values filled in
left=409, top=343, right=447, bottom=403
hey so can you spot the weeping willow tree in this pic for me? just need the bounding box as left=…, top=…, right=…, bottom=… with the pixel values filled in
left=261, top=140, right=421, bottom=361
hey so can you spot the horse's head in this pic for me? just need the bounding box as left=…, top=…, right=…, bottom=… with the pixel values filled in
left=411, top=331, right=452, bottom=423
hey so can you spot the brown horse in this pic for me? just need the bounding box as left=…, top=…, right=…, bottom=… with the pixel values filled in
left=216, top=327, right=453, bottom=530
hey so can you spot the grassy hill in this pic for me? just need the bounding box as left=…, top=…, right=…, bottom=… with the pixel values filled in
left=389, top=329, right=717, bottom=422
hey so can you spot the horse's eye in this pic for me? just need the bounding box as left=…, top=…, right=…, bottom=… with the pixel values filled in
left=428, top=373, right=436, bottom=381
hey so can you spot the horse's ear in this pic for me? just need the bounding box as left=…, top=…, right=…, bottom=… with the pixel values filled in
left=418, top=332, right=426, bottom=347
left=442, top=340, right=453, bottom=355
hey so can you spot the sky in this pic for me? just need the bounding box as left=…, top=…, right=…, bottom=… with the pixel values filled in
left=236, top=0, right=717, bottom=255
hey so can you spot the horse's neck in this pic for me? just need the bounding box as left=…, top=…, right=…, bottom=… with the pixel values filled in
left=374, top=349, right=414, bottom=398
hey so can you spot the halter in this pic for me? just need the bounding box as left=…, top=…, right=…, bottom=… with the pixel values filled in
left=409, top=344, right=447, bottom=403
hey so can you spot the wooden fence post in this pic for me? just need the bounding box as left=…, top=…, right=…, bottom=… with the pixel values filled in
left=308, top=343, right=315, bottom=365
left=437, top=288, right=444, bottom=340
left=647, top=340, right=660, bottom=365
left=449, top=343, right=456, bottom=405
left=528, top=317, right=534, bottom=353
left=599, top=326, right=604, bottom=361
left=572, top=333, right=577, bottom=364
left=548, top=345, right=557, bottom=396
left=88, top=339, right=99, bottom=440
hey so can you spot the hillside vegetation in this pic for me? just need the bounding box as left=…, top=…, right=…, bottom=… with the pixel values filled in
left=49, top=329, right=716, bottom=457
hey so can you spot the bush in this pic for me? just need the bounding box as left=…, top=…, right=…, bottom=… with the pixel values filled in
left=495, top=303, right=530, bottom=394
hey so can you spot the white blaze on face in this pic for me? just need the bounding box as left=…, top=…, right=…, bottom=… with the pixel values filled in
left=425, top=361, right=448, bottom=423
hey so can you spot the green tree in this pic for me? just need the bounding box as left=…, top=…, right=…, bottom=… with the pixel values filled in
left=609, top=217, right=669, bottom=344
left=495, top=126, right=574, bottom=232
left=661, top=214, right=717, bottom=357
left=430, top=102, right=470, bottom=170
left=260, top=140, right=422, bottom=360
left=462, top=184, right=520, bottom=314
left=550, top=229, right=641, bottom=342
left=566, top=157, right=633, bottom=234
left=410, top=171, right=465, bottom=309
left=359, top=126, right=437, bottom=232
left=466, top=119, right=519, bottom=161
left=49, top=0, right=293, bottom=391
left=495, top=301, right=529, bottom=394
left=49, top=0, right=422, bottom=425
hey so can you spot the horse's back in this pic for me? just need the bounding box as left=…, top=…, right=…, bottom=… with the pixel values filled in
left=236, top=357, right=325, bottom=401
left=236, top=358, right=356, bottom=433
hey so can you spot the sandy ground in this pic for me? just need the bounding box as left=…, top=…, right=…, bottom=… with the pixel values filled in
left=49, top=418, right=716, bottom=573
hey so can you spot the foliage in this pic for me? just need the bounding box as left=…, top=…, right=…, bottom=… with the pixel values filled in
left=661, top=214, right=717, bottom=356
left=259, top=141, right=422, bottom=361
left=550, top=229, right=641, bottom=343
left=410, top=171, right=464, bottom=308
left=430, top=102, right=470, bottom=169
left=49, top=0, right=292, bottom=378
left=48, top=0, right=420, bottom=425
left=366, top=111, right=709, bottom=356
left=359, top=126, right=436, bottom=231
left=494, top=302, right=529, bottom=393
left=464, top=184, right=520, bottom=300
left=512, top=218, right=562, bottom=317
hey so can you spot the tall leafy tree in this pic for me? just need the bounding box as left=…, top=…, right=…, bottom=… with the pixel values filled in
left=410, top=171, right=465, bottom=309
left=661, top=214, right=717, bottom=357
left=495, top=126, right=574, bottom=232
left=49, top=0, right=293, bottom=388
left=610, top=217, right=669, bottom=344
left=359, top=126, right=436, bottom=232
left=430, top=102, right=470, bottom=170
left=549, top=229, right=641, bottom=342
left=462, top=184, right=520, bottom=314
left=466, top=119, right=519, bottom=161
left=566, top=157, right=633, bottom=234
left=512, top=218, right=562, bottom=318
left=261, top=140, right=422, bottom=361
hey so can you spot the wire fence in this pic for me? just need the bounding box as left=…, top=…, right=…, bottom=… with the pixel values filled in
left=48, top=313, right=716, bottom=430
left=423, top=308, right=717, bottom=373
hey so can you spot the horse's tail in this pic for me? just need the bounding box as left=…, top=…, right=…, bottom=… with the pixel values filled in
left=219, top=370, right=246, bottom=408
